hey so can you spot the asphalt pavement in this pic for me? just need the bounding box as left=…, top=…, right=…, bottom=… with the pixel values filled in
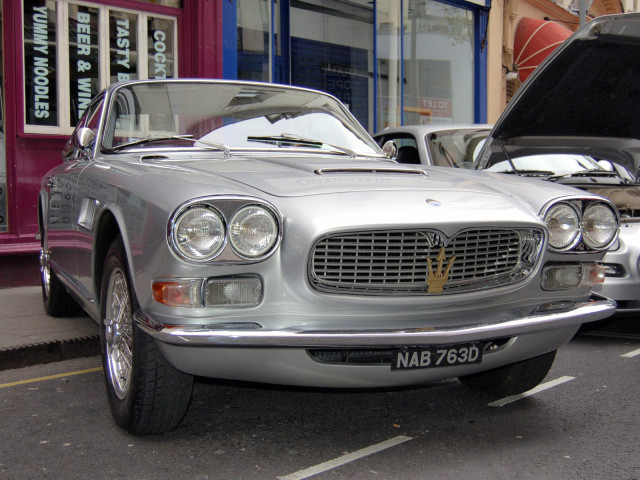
left=0, top=286, right=99, bottom=371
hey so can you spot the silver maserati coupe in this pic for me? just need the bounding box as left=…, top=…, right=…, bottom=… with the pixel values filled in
left=39, top=78, right=619, bottom=434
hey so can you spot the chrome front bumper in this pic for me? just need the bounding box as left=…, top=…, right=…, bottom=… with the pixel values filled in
left=135, top=296, right=616, bottom=348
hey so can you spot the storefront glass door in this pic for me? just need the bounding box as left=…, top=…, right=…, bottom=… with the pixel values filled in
left=376, top=0, right=476, bottom=129
left=289, top=0, right=373, bottom=131
left=237, top=0, right=272, bottom=82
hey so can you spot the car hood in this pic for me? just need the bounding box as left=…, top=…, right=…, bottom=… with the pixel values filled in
left=143, top=153, right=538, bottom=199
left=135, top=152, right=579, bottom=217
left=476, top=13, right=640, bottom=177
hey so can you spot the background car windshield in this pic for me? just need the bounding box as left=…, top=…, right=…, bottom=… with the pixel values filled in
left=427, top=128, right=489, bottom=168
left=102, top=82, right=381, bottom=155
left=485, top=154, right=624, bottom=176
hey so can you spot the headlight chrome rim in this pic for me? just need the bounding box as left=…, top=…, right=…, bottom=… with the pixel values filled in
left=229, top=205, right=279, bottom=259
left=582, top=202, right=618, bottom=250
left=168, top=196, right=283, bottom=264
left=545, top=202, right=581, bottom=251
left=171, top=205, right=226, bottom=262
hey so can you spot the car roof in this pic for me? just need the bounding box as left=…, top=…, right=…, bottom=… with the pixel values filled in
left=374, top=124, right=492, bottom=138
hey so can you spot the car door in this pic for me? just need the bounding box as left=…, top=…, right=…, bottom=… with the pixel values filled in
left=73, top=96, right=105, bottom=304
left=45, top=94, right=104, bottom=300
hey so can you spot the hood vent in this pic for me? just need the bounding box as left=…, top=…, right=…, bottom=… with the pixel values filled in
left=315, top=167, right=428, bottom=176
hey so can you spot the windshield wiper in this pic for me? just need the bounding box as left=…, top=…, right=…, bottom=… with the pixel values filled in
left=498, top=169, right=556, bottom=177
left=247, top=133, right=357, bottom=157
left=548, top=169, right=622, bottom=181
left=108, top=135, right=229, bottom=154
left=108, top=135, right=195, bottom=152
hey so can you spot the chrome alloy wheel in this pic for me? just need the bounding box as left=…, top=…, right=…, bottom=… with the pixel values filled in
left=103, top=266, right=134, bottom=400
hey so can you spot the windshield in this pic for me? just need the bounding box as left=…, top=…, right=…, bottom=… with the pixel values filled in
left=101, top=81, right=382, bottom=156
left=426, top=128, right=490, bottom=168
left=485, top=153, right=636, bottom=181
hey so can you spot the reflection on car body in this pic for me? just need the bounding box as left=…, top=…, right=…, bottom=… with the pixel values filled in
left=39, top=77, right=619, bottom=434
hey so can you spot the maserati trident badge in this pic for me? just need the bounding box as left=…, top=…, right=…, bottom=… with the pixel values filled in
left=427, top=247, right=456, bottom=293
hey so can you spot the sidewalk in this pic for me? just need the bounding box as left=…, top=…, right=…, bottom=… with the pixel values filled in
left=0, top=286, right=99, bottom=371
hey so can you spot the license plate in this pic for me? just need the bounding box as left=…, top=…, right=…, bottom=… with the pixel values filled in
left=391, top=343, right=483, bottom=370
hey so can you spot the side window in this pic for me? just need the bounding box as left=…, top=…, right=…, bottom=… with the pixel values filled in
left=390, top=136, right=417, bottom=150
left=63, top=94, right=104, bottom=159
left=385, top=135, right=420, bottom=165
left=85, top=98, right=103, bottom=131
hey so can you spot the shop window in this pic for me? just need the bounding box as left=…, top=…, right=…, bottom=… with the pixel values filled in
left=23, top=0, right=178, bottom=135
left=23, top=0, right=58, bottom=128
left=69, top=4, right=100, bottom=127
left=109, top=10, right=139, bottom=85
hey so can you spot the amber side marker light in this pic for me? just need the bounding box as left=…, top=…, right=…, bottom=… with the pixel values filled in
left=152, top=280, right=202, bottom=307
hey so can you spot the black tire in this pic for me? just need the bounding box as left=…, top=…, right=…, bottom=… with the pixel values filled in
left=41, top=249, right=81, bottom=317
left=100, top=236, right=193, bottom=435
left=459, top=350, right=556, bottom=397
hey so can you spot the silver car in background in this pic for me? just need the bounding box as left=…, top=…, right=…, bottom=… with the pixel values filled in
left=39, top=79, right=618, bottom=434
left=377, top=14, right=640, bottom=314
left=476, top=13, right=640, bottom=313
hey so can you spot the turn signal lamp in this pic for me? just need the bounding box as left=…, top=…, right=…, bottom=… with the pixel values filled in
left=541, top=263, right=606, bottom=291
left=152, top=277, right=262, bottom=308
left=152, top=280, right=202, bottom=307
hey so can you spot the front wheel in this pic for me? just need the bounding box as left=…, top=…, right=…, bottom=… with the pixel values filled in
left=100, top=236, right=193, bottom=435
left=458, top=350, right=556, bottom=397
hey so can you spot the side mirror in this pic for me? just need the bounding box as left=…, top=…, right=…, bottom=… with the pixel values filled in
left=73, top=127, right=96, bottom=152
left=382, top=140, right=397, bottom=158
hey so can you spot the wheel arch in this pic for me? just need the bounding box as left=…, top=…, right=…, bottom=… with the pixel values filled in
left=93, top=208, right=125, bottom=305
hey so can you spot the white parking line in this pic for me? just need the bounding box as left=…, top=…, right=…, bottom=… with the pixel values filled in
left=278, top=435, right=413, bottom=480
left=621, top=348, right=640, bottom=358
left=488, top=376, right=575, bottom=407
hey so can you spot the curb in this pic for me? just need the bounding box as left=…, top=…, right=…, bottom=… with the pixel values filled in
left=0, top=335, right=100, bottom=371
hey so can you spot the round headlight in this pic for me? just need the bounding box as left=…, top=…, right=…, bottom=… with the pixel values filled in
left=173, top=206, right=225, bottom=261
left=582, top=203, right=617, bottom=249
left=229, top=205, right=278, bottom=258
left=545, top=203, right=580, bottom=250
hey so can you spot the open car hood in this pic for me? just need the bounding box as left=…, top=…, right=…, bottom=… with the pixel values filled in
left=476, top=13, right=640, bottom=178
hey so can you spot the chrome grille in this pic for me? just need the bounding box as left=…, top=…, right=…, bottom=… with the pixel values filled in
left=309, top=228, right=544, bottom=295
